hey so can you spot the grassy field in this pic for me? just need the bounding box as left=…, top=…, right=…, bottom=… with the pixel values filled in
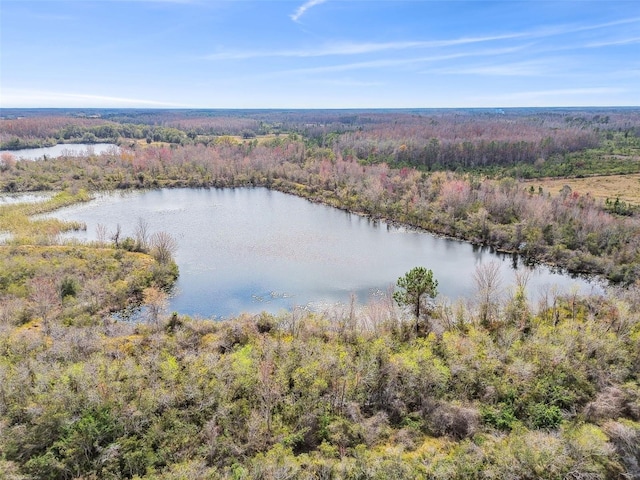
left=524, top=173, right=640, bottom=206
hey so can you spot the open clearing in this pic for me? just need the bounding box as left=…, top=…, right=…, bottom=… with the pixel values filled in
left=524, top=174, right=640, bottom=206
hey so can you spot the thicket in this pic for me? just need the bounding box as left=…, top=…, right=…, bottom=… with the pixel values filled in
left=0, top=118, right=190, bottom=150
left=4, top=110, right=639, bottom=175
left=0, top=270, right=639, bottom=478
left=2, top=138, right=639, bottom=284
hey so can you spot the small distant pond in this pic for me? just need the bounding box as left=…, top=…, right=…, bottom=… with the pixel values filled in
left=0, top=143, right=118, bottom=160
left=45, top=188, right=602, bottom=318
left=0, top=192, right=53, bottom=205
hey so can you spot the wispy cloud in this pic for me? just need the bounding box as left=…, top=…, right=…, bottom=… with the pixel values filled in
left=585, top=37, right=640, bottom=48
left=544, top=16, right=640, bottom=37
left=317, top=78, right=384, bottom=87
left=434, top=59, right=564, bottom=77
left=202, top=34, right=525, bottom=61
left=256, top=45, right=527, bottom=78
left=1, top=89, right=191, bottom=108
left=204, top=15, right=640, bottom=62
left=291, top=0, right=328, bottom=23
left=200, top=12, right=640, bottom=68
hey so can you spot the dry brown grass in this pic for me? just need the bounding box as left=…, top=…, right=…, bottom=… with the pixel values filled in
left=523, top=174, right=640, bottom=206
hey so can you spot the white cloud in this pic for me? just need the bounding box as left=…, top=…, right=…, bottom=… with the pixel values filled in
left=202, top=34, right=525, bottom=61
left=257, top=45, right=527, bottom=77
left=206, top=15, right=640, bottom=61
left=202, top=15, right=640, bottom=63
left=1, top=89, right=191, bottom=108
left=586, top=37, right=640, bottom=48
left=317, top=78, right=384, bottom=87
left=555, top=16, right=640, bottom=35
left=433, top=59, right=562, bottom=77
left=290, top=0, right=328, bottom=22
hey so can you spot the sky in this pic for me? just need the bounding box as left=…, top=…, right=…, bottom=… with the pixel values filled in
left=1, top=0, right=639, bottom=109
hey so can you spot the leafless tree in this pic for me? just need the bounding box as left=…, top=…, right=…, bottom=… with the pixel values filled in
left=110, top=223, right=122, bottom=247
left=0, top=297, right=21, bottom=325
left=537, top=283, right=560, bottom=325
left=96, top=223, right=108, bottom=246
left=134, top=217, right=150, bottom=252
left=150, top=231, right=177, bottom=264
left=473, top=261, right=502, bottom=329
left=29, top=277, right=60, bottom=333
left=143, top=287, right=168, bottom=326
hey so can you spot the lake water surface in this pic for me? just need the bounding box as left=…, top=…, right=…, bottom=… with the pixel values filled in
left=47, top=188, right=601, bottom=318
left=0, top=192, right=53, bottom=205
left=1, top=143, right=118, bottom=160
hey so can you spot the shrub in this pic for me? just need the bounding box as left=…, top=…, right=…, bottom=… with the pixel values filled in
left=528, top=403, right=563, bottom=429
left=59, top=276, right=79, bottom=299
left=583, top=387, right=626, bottom=423
left=428, top=403, right=479, bottom=439
left=481, top=403, right=518, bottom=431
left=602, top=420, right=640, bottom=479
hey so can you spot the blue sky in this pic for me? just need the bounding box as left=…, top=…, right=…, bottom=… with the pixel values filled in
left=1, top=0, right=639, bottom=108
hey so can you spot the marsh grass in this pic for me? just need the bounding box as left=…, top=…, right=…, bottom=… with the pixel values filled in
left=0, top=189, right=89, bottom=242
left=0, top=189, right=178, bottom=326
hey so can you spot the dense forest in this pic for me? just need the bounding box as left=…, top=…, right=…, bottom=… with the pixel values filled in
left=0, top=108, right=639, bottom=479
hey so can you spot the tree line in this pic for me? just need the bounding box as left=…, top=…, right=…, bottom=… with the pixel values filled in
left=2, top=138, right=638, bottom=284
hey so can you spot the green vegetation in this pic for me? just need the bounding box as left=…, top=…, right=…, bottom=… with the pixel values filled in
left=1, top=109, right=639, bottom=478
left=0, top=279, right=638, bottom=478
left=0, top=191, right=179, bottom=327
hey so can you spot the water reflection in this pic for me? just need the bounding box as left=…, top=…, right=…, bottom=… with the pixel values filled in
left=45, top=188, right=602, bottom=318
left=0, top=192, right=53, bottom=205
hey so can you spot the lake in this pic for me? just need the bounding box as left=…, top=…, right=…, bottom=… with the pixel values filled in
left=46, top=188, right=601, bottom=318
left=0, top=192, right=53, bottom=205
left=0, top=143, right=118, bottom=160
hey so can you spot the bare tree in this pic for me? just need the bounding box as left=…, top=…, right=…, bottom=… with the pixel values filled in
left=29, top=277, right=60, bottom=333
left=96, top=223, right=108, bottom=246
left=134, top=217, right=150, bottom=252
left=143, top=287, right=168, bottom=326
left=150, top=231, right=177, bottom=264
left=0, top=297, right=21, bottom=325
left=110, top=223, right=122, bottom=247
left=537, top=283, right=560, bottom=325
left=473, top=261, right=502, bottom=329
left=80, top=278, right=107, bottom=315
